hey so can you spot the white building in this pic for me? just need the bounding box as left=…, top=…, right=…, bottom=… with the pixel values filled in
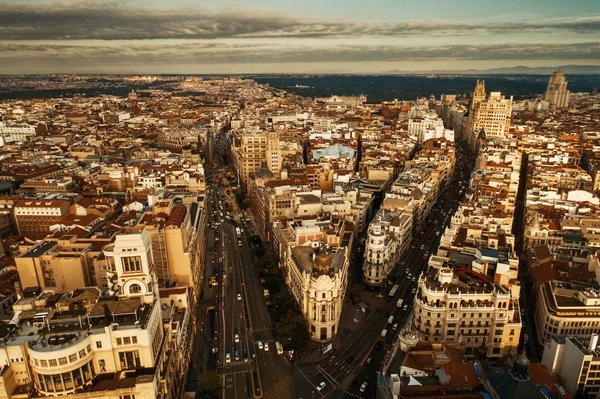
left=0, top=121, right=37, bottom=143
left=542, top=334, right=600, bottom=398
left=286, top=244, right=349, bottom=342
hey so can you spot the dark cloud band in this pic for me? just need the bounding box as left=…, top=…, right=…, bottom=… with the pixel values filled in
left=0, top=1, right=599, bottom=40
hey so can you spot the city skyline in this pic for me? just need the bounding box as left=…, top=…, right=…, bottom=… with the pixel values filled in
left=0, top=0, right=599, bottom=74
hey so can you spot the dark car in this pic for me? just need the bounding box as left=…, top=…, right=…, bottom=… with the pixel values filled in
left=346, top=355, right=354, bottom=363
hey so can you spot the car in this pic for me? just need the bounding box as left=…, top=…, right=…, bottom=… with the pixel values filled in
left=412, top=288, right=417, bottom=294
left=316, top=381, right=326, bottom=391
left=264, top=342, right=269, bottom=351
left=406, top=271, right=411, bottom=276
left=366, top=357, right=372, bottom=365
left=392, top=323, right=399, bottom=331
left=234, top=333, right=240, bottom=343
left=237, top=293, right=242, bottom=300
left=346, top=355, right=354, bottom=363
left=411, top=276, right=416, bottom=282
left=229, top=266, right=233, bottom=272
left=383, top=311, right=390, bottom=320
left=225, top=353, right=231, bottom=363
left=420, top=244, right=425, bottom=250
left=360, top=382, right=368, bottom=393
left=403, top=304, right=408, bottom=311
left=234, top=350, right=240, bottom=361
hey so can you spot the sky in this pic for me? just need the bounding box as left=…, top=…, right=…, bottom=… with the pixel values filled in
left=0, top=0, right=599, bottom=74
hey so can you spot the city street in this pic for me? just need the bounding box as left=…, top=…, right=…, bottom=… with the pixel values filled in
left=291, top=143, right=474, bottom=398
left=200, top=131, right=474, bottom=399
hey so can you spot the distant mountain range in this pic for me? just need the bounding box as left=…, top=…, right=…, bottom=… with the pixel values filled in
left=384, top=65, right=600, bottom=75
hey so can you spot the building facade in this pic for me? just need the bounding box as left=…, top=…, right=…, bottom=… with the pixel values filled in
left=285, top=244, right=349, bottom=342
left=544, top=70, right=570, bottom=110
left=413, top=264, right=521, bottom=358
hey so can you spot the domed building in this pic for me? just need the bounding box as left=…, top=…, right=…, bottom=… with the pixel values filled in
left=286, top=242, right=349, bottom=342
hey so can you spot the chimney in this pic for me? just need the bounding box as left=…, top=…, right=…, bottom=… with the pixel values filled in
left=590, top=333, right=599, bottom=351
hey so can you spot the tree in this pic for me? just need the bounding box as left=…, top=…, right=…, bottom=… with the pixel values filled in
left=199, top=370, right=222, bottom=398
left=275, top=312, right=309, bottom=350
left=265, top=276, right=280, bottom=295
left=271, top=293, right=297, bottom=322
left=249, top=235, right=262, bottom=246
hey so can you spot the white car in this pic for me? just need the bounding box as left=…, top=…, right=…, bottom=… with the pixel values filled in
left=403, top=304, right=408, bottom=311
left=264, top=342, right=269, bottom=351
left=257, top=341, right=263, bottom=350
left=237, top=293, right=242, bottom=300
left=316, top=381, right=326, bottom=391
left=360, top=382, right=367, bottom=393
left=225, top=353, right=231, bottom=364
left=234, top=333, right=240, bottom=343
left=412, top=288, right=417, bottom=293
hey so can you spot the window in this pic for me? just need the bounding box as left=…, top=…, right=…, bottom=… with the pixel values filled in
left=117, top=338, right=122, bottom=346
left=96, top=341, right=102, bottom=349
left=69, top=354, right=77, bottom=363
left=124, top=337, right=131, bottom=345
left=59, top=357, right=67, bottom=365
left=79, top=349, right=86, bottom=359
left=40, top=360, right=48, bottom=367
left=49, top=359, right=57, bottom=367
left=129, top=284, right=142, bottom=294
left=122, top=256, right=142, bottom=273
left=132, top=336, right=137, bottom=344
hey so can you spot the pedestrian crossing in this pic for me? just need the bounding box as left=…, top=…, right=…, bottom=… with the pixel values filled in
left=221, top=368, right=253, bottom=377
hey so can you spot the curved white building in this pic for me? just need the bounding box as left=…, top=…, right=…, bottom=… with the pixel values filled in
left=286, top=244, right=349, bottom=342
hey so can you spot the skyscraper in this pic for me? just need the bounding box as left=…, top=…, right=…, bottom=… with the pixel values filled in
left=544, top=69, right=570, bottom=110
left=465, top=80, right=513, bottom=151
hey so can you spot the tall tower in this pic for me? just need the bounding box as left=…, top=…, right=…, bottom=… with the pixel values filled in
left=470, top=79, right=487, bottom=113
left=544, top=70, right=570, bottom=110
left=466, top=79, right=512, bottom=152
left=266, top=131, right=282, bottom=178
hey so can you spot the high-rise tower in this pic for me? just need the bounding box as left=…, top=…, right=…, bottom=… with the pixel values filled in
left=465, top=80, right=513, bottom=152
left=544, top=69, right=570, bottom=110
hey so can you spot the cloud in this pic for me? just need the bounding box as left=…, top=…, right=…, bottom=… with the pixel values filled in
left=0, top=1, right=599, bottom=40
left=1, top=41, right=598, bottom=65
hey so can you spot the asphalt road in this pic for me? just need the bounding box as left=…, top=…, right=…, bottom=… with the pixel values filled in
left=207, top=128, right=295, bottom=399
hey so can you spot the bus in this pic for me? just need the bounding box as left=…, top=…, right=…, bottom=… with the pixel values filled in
left=388, top=284, right=400, bottom=298
left=235, top=227, right=242, bottom=246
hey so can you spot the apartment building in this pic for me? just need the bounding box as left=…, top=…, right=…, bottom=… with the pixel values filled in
left=533, top=275, right=600, bottom=345
left=232, top=130, right=281, bottom=186
left=363, top=138, right=455, bottom=287
left=138, top=198, right=204, bottom=289
left=14, top=199, right=71, bottom=239
left=15, top=237, right=97, bottom=291
left=0, top=228, right=191, bottom=398
left=0, top=122, right=37, bottom=144
left=543, top=335, right=600, bottom=398
left=413, top=263, right=521, bottom=358
left=363, top=208, right=412, bottom=287
left=408, top=113, right=446, bottom=144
